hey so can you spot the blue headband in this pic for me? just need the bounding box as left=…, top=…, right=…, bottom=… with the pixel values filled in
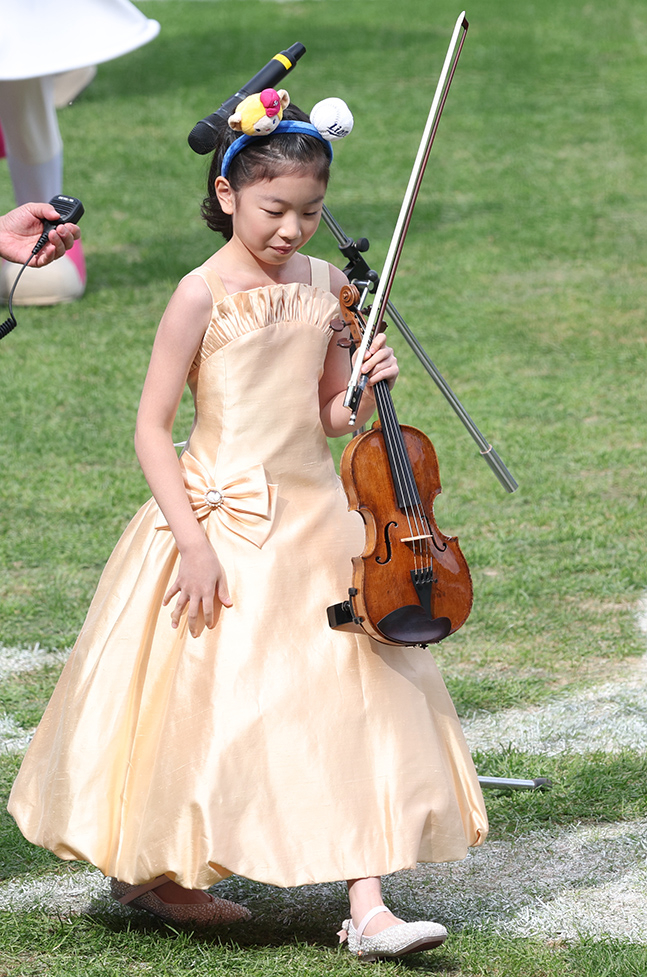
left=220, top=120, right=333, bottom=180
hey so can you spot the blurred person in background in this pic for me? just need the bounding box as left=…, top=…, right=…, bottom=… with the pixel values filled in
left=0, top=0, right=159, bottom=305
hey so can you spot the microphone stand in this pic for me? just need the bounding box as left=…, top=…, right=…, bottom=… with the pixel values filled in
left=322, top=204, right=519, bottom=494
left=323, top=206, right=545, bottom=793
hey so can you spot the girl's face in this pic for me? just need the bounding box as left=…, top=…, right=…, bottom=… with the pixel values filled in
left=216, top=170, right=327, bottom=267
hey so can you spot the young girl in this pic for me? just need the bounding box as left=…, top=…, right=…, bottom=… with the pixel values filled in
left=8, top=100, right=487, bottom=962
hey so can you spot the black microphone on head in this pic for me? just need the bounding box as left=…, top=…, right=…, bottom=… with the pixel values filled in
left=188, top=42, right=306, bottom=155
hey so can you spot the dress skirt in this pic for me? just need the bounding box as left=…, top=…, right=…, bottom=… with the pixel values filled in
left=8, top=261, right=487, bottom=888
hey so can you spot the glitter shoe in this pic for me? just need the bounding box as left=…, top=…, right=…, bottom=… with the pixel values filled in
left=110, top=875, right=251, bottom=926
left=338, top=905, right=447, bottom=962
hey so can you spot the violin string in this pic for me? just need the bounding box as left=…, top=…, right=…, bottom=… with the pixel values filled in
left=392, top=408, right=430, bottom=571
left=350, top=302, right=417, bottom=552
left=373, top=384, right=415, bottom=521
left=381, top=390, right=421, bottom=514
left=353, top=297, right=429, bottom=573
left=375, top=382, right=435, bottom=571
left=374, top=382, right=428, bottom=571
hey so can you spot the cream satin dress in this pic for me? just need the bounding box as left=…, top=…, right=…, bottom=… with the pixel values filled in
left=9, top=258, right=487, bottom=889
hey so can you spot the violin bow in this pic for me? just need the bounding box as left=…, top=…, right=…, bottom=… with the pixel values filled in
left=344, top=11, right=468, bottom=422
left=331, top=11, right=518, bottom=493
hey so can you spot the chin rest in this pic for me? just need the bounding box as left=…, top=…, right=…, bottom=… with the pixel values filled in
left=377, top=606, right=451, bottom=646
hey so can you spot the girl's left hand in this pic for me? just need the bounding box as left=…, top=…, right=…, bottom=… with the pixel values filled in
left=358, top=332, right=399, bottom=390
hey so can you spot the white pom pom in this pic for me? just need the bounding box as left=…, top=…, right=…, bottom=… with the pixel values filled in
left=310, top=98, right=354, bottom=141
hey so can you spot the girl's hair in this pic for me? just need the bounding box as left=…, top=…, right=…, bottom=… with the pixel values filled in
left=201, top=103, right=331, bottom=240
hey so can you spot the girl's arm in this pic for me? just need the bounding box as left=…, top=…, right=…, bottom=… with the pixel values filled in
left=319, top=266, right=399, bottom=438
left=135, top=275, right=232, bottom=636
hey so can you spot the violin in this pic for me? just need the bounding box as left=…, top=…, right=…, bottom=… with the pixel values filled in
left=327, top=284, right=473, bottom=647
left=327, top=12, right=517, bottom=645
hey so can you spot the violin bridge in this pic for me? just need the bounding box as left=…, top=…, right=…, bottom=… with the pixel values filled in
left=400, top=533, right=434, bottom=543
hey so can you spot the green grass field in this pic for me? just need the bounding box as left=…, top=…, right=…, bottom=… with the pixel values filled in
left=1, top=0, right=646, bottom=973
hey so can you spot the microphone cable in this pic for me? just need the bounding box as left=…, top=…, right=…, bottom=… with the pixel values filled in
left=0, top=215, right=78, bottom=341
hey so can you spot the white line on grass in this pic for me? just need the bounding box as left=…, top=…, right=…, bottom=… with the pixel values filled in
left=0, top=644, right=68, bottom=682
left=0, top=714, right=33, bottom=755
left=462, top=597, right=647, bottom=756
left=461, top=676, right=647, bottom=756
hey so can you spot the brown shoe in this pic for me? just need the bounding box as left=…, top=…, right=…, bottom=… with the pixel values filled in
left=110, top=875, right=251, bottom=926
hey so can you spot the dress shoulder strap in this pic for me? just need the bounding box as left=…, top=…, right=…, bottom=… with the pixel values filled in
left=308, top=255, right=332, bottom=292
left=184, top=264, right=229, bottom=304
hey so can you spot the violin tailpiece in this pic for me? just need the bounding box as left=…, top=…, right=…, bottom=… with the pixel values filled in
left=410, top=566, right=435, bottom=620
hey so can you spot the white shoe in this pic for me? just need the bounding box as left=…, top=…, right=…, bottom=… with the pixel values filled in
left=338, top=905, right=447, bottom=962
left=54, top=66, right=97, bottom=108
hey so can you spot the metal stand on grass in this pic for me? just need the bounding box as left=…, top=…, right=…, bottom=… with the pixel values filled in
left=478, top=776, right=551, bottom=791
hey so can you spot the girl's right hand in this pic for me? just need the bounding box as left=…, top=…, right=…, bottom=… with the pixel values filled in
left=163, top=539, right=232, bottom=637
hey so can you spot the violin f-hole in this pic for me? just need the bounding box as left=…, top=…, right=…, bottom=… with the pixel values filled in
left=432, top=533, right=448, bottom=553
left=376, top=520, right=397, bottom=564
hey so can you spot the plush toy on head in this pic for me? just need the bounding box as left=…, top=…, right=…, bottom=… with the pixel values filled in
left=309, top=97, right=354, bottom=141
left=228, top=88, right=290, bottom=136
left=221, top=90, right=354, bottom=183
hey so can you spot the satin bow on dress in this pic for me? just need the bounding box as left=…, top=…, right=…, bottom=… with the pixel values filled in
left=155, top=451, right=278, bottom=549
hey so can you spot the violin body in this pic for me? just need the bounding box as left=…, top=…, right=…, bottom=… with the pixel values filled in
left=338, top=420, right=473, bottom=646
left=327, top=283, right=473, bottom=647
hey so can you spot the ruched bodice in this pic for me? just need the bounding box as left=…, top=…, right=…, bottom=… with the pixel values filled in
left=186, top=279, right=340, bottom=508
left=190, top=279, right=339, bottom=361
left=9, top=257, right=487, bottom=889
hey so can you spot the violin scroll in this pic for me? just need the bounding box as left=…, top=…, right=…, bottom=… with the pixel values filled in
left=338, top=283, right=363, bottom=345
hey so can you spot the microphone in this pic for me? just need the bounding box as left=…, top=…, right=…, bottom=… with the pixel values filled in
left=188, top=42, right=306, bottom=154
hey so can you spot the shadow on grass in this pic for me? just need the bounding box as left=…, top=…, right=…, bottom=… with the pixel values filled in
left=83, top=904, right=460, bottom=973
left=85, top=877, right=347, bottom=950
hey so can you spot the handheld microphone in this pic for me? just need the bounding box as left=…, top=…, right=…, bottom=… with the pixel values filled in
left=188, top=42, right=306, bottom=154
